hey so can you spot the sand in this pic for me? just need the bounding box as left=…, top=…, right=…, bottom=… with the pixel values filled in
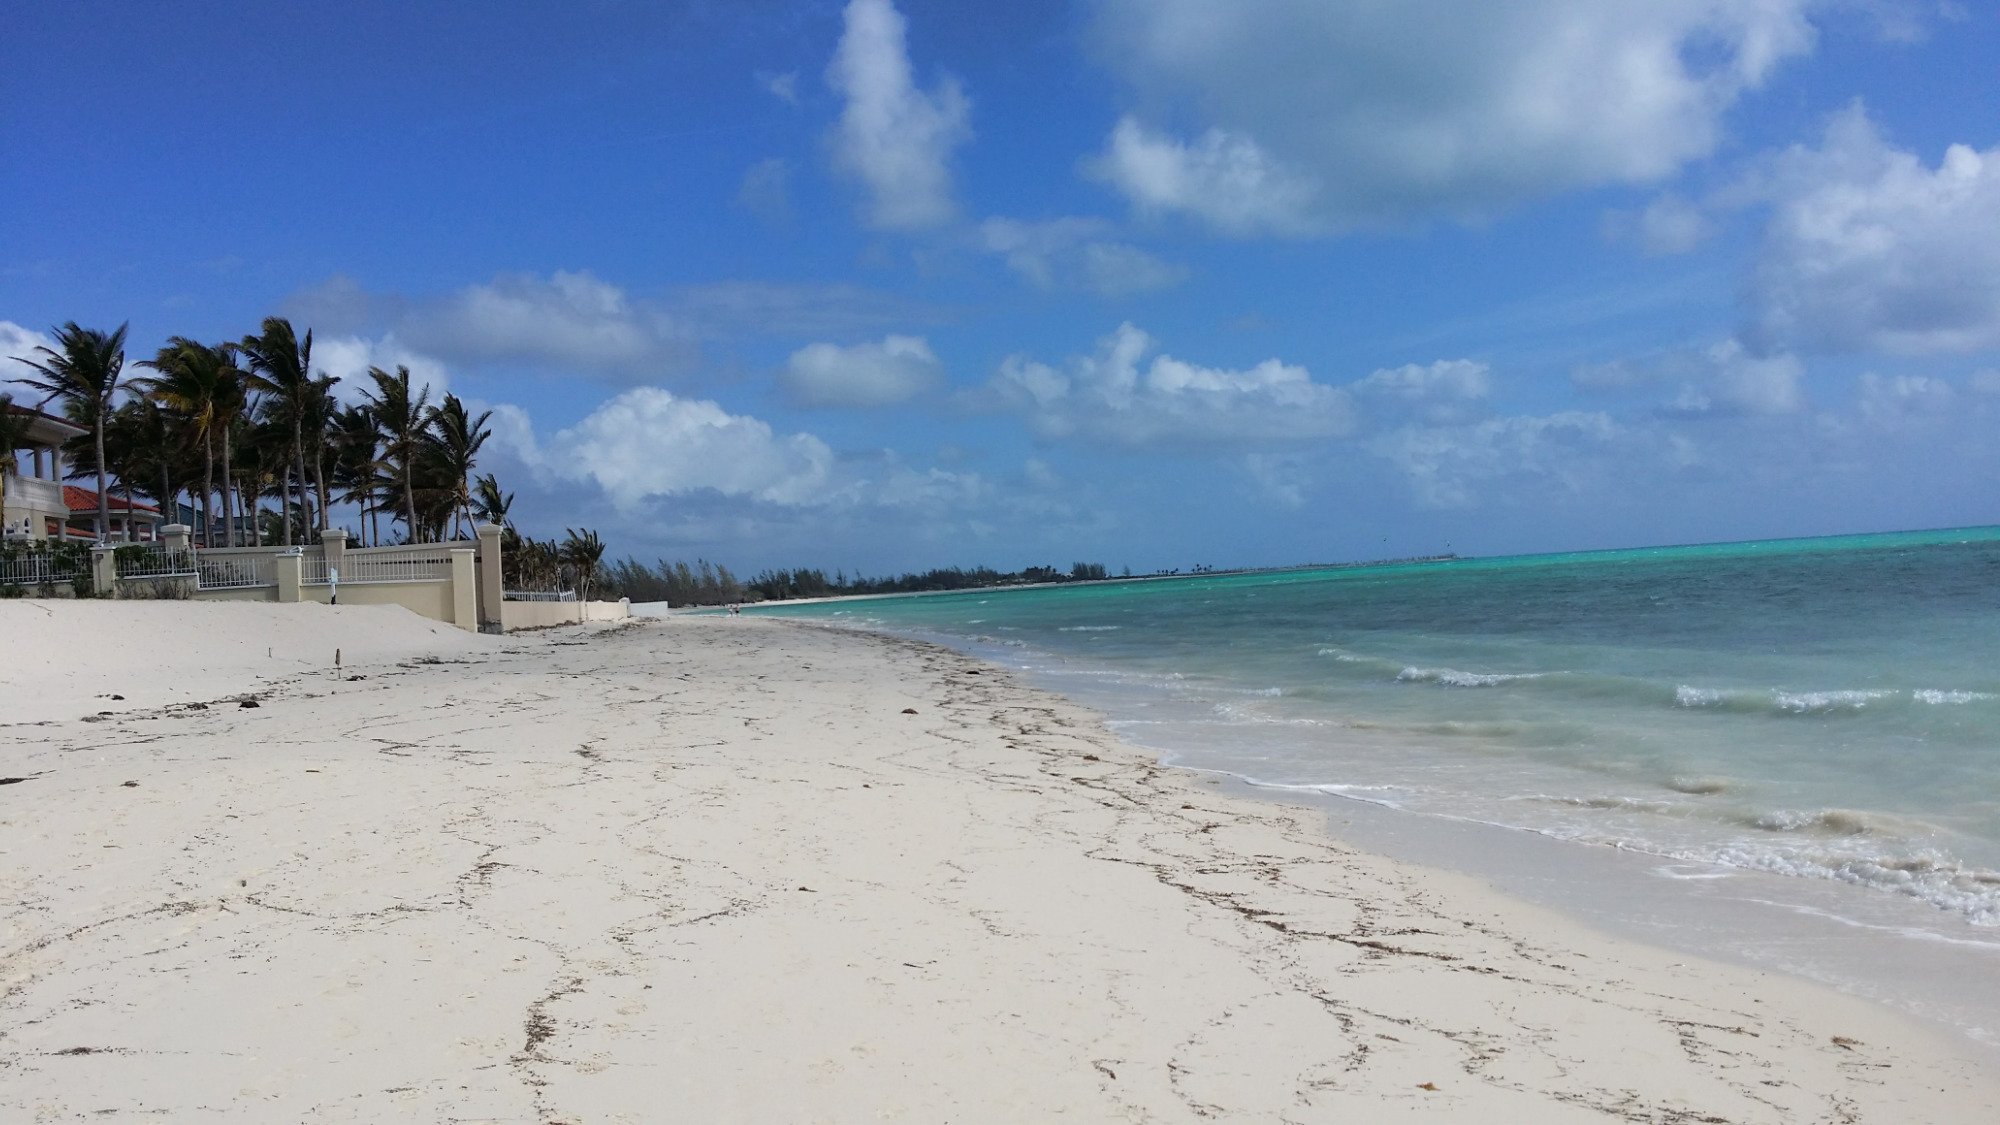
left=3, top=605, right=1996, bottom=1122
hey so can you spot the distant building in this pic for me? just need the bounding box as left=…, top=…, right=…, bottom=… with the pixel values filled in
left=4, top=403, right=163, bottom=542
left=63, top=485, right=162, bottom=542
left=2, top=404, right=85, bottom=541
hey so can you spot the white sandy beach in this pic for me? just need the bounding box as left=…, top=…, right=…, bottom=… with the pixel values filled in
left=3, top=603, right=1997, bottom=1123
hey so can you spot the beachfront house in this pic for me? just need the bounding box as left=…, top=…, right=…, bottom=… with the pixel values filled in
left=62, top=485, right=162, bottom=542
left=2, top=403, right=86, bottom=541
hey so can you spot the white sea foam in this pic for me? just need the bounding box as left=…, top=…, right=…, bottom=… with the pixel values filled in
left=1674, top=685, right=1902, bottom=713
left=1913, top=689, right=1995, bottom=705
left=1398, top=666, right=1542, bottom=688
left=1059, top=625, right=1121, bottom=632
left=1674, top=685, right=1726, bottom=708
left=1775, top=689, right=1894, bottom=712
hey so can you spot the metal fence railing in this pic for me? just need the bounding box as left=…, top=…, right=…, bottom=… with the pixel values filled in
left=114, top=544, right=197, bottom=580
left=196, top=552, right=276, bottom=590
left=504, top=588, right=576, bottom=602
left=317, top=553, right=453, bottom=585
left=0, top=549, right=87, bottom=588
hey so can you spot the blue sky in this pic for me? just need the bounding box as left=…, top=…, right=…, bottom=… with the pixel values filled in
left=5, top=0, right=1998, bottom=573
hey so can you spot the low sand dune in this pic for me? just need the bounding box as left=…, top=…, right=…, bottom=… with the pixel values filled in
left=2, top=610, right=1994, bottom=1121
left=0, top=601, right=497, bottom=725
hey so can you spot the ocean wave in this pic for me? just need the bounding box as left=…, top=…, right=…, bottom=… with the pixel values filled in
left=1059, top=625, right=1121, bottom=632
left=1741, top=808, right=1880, bottom=836
left=1666, top=776, right=1731, bottom=796
left=1398, top=666, right=1544, bottom=688
left=1676, top=685, right=1991, bottom=714
left=1914, top=689, right=1997, bottom=705
left=1695, top=843, right=2000, bottom=927
left=1775, top=690, right=1896, bottom=712
left=1529, top=793, right=1683, bottom=815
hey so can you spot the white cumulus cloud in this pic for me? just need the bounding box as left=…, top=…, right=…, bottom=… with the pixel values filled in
left=826, top=0, right=971, bottom=231
left=1087, top=0, right=1819, bottom=233
left=979, top=217, right=1188, bottom=296
left=781, top=334, right=943, bottom=407
left=1739, top=103, right=2000, bottom=355
left=1085, top=118, right=1321, bottom=237
left=505, top=387, right=837, bottom=510
left=409, top=270, right=692, bottom=372
left=1574, top=339, right=1806, bottom=417
left=288, top=271, right=697, bottom=380
left=1350, top=359, right=1493, bottom=423
left=1856, top=372, right=1958, bottom=426
left=1371, top=411, right=1620, bottom=509
left=311, top=335, right=451, bottom=404
left=1, top=321, right=58, bottom=389
left=985, top=322, right=1353, bottom=448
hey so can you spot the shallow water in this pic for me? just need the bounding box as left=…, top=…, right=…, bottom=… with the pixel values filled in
left=753, top=528, right=2000, bottom=1045
left=759, top=527, right=2000, bottom=928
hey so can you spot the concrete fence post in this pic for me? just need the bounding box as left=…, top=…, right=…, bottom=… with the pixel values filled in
left=90, top=544, right=118, bottom=598
left=162, top=524, right=192, bottom=553
left=275, top=550, right=303, bottom=603
left=320, top=528, right=347, bottom=577
left=475, top=523, right=505, bottom=632
left=449, top=548, right=478, bottom=631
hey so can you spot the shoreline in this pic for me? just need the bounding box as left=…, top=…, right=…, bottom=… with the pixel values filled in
left=795, top=612, right=2000, bottom=1058
left=5, top=608, right=1997, bottom=1120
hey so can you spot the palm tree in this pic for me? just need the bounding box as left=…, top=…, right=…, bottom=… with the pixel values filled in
left=362, top=365, right=431, bottom=543
left=238, top=317, right=315, bottom=545
left=329, top=404, right=384, bottom=545
left=136, top=338, right=246, bottom=546
left=12, top=322, right=127, bottom=541
left=427, top=393, right=492, bottom=539
left=561, top=527, right=605, bottom=600
left=303, top=373, right=339, bottom=537
left=105, top=398, right=185, bottom=537
left=471, top=473, right=514, bottom=530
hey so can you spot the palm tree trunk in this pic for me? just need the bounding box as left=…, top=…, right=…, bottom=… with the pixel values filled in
left=220, top=429, right=235, bottom=548
left=94, top=409, right=110, bottom=542
left=403, top=456, right=418, bottom=545
left=290, top=415, right=306, bottom=546
left=200, top=433, right=215, bottom=548
left=314, top=445, right=329, bottom=535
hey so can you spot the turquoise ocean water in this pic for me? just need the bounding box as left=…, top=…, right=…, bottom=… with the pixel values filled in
left=756, top=527, right=2000, bottom=932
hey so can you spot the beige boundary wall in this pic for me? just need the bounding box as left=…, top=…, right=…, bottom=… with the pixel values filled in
left=499, top=598, right=633, bottom=632
left=109, top=525, right=630, bottom=634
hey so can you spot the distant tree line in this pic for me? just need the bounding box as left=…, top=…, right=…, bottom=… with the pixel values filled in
left=596, top=558, right=1124, bottom=607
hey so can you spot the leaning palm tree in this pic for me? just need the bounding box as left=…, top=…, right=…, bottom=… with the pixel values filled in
left=12, top=322, right=126, bottom=540
left=300, top=373, right=339, bottom=537
left=471, top=473, right=514, bottom=530
left=361, top=365, right=431, bottom=543
left=105, top=397, right=186, bottom=537
left=329, top=404, right=384, bottom=545
left=135, top=338, right=246, bottom=546
left=237, top=317, right=315, bottom=545
left=426, top=393, right=492, bottom=539
left=561, top=527, right=606, bottom=600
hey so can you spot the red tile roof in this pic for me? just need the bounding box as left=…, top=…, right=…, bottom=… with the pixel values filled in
left=64, top=485, right=161, bottom=517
